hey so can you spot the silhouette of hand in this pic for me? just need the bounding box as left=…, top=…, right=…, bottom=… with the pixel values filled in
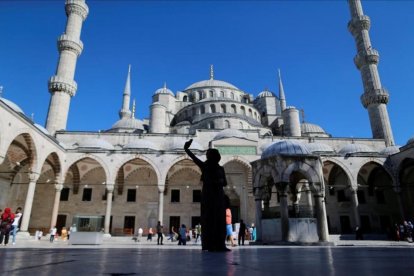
left=184, top=139, right=193, bottom=150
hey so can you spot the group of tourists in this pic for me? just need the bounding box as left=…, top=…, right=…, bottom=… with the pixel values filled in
left=0, top=207, right=22, bottom=246
left=392, top=221, right=413, bottom=242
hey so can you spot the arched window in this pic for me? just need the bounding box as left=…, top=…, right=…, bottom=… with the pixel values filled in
left=210, top=104, right=216, bottom=113
left=209, top=90, right=214, bottom=98
left=220, top=91, right=225, bottom=98
left=231, top=92, right=235, bottom=100
left=221, top=104, right=226, bottom=113
left=248, top=109, right=253, bottom=117
left=192, top=108, right=196, bottom=116
left=241, top=106, right=246, bottom=116
left=225, top=120, right=230, bottom=128
left=201, top=105, right=205, bottom=114
left=231, top=104, right=237, bottom=114
left=208, top=121, right=215, bottom=129
left=183, top=96, right=188, bottom=102
left=198, top=91, right=203, bottom=100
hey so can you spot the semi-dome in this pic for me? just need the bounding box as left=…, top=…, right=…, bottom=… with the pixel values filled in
left=214, top=129, right=247, bottom=140
left=111, top=117, right=144, bottom=131
left=262, top=140, right=311, bottom=158
left=185, top=79, right=238, bottom=91
left=154, top=86, right=174, bottom=96
left=166, top=138, right=204, bottom=151
left=380, top=145, right=400, bottom=156
left=123, top=140, right=159, bottom=150
left=305, top=142, right=334, bottom=153
left=301, top=123, right=326, bottom=135
left=0, top=97, right=24, bottom=114
left=76, top=138, right=114, bottom=150
left=338, top=143, right=376, bottom=155
left=257, top=90, right=275, bottom=98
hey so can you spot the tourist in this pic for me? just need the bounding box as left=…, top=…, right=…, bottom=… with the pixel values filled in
left=184, top=139, right=228, bottom=252
left=147, top=227, right=153, bottom=241
left=50, top=226, right=57, bottom=242
left=157, top=221, right=163, bottom=245
left=61, top=227, right=68, bottom=241
left=68, top=224, right=77, bottom=240
left=11, top=207, right=22, bottom=245
left=167, top=225, right=177, bottom=242
left=225, top=196, right=236, bottom=247
left=195, top=223, right=201, bottom=244
left=178, top=224, right=187, bottom=245
left=0, top=208, right=15, bottom=246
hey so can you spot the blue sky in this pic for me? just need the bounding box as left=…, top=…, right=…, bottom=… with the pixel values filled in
left=0, top=0, right=413, bottom=146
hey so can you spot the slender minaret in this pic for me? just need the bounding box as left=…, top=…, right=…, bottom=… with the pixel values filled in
left=348, top=0, right=394, bottom=146
left=278, top=69, right=287, bottom=111
left=119, top=65, right=132, bottom=119
left=45, top=0, right=89, bottom=135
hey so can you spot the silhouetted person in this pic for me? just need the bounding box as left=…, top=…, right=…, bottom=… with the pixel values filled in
left=355, top=226, right=364, bottom=240
left=238, top=219, right=247, bottom=246
left=184, top=139, right=229, bottom=252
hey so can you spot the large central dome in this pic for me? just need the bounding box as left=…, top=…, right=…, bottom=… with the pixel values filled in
left=185, top=79, right=239, bottom=91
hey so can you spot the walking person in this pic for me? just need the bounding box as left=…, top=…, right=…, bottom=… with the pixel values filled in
left=147, top=227, right=153, bottom=241
left=225, top=196, right=236, bottom=247
left=68, top=224, right=77, bottom=240
left=137, top=227, right=143, bottom=242
left=157, top=221, right=164, bottom=245
left=0, top=208, right=15, bottom=246
left=168, top=225, right=177, bottom=242
left=238, top=219, right=247, bottom=245
left=184, top=139, right=229, bottom=252
left=11, top=207, right=22, bottom=245
left=49, top=226, right=57, bottom=242
left=195, top=223, right=201, bottom=244
left=178, top=224, right=187, bottom=245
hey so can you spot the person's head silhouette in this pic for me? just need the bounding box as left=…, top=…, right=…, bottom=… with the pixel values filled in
left=206, top=148, right=221, bottom=163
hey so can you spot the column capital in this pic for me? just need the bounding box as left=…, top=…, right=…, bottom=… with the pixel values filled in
left=28, top=172, right=40, bottom=182
left=106, top=184, right=114, bottom=192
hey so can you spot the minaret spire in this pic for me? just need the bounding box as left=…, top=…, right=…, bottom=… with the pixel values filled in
left=119, top=65, right=132, bottom=119
left=348, top=0, right=394, bottom=146
left=278, top=69, right=287, bottom=111
left=210, top=65, right=214, bottom=80
left=45, top=0, right=89, bottom=135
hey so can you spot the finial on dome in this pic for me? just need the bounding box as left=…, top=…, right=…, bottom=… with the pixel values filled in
left=132, top=99, right=136, bottom=118
left=163, top=81, right=167, bottom=89
left=210, top=64, right=214, bottom=80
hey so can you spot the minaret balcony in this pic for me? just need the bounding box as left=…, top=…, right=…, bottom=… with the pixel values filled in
left=58, top=34, right=83, bottom=56
left=65, top=0, right=89, bottom=21
left=354, top=48, right=379, bottom=69
left=348, top=15, right=371, bottom=36
left=48, top=76, right=78, bottom=96
left=360, top=88, right=389, bottom=108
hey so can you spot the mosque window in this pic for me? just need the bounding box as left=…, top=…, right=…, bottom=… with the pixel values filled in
left=231, top=104, right=236, bottom=113
left=60, top=188, right=70, bottom=201
left=193, top=190, right=201, bottom=203
left=183, top=96, right=188, bottom=102
left=221, top=104, right=226, bottom=113
left=241, top=106, right=246, bottom=115
left=231, top=92, right=234, bottom=99
left=225, top=120, right=230, bottom=128
left=209, top=90, right=214, bottom=98
left=201, top=105, right=205, bottom=114
left=127, top=189, right=136, bottom=202
left=220, top=91, right=225, bottom=98
left=192, top=108, right=196, bottom=116
left=82, top=188, right=92, bottom=201
left=248, top=109, right=253, bottom=117
left=198, top=91, right=203, bottom=99
left=171, top=189, right=180, bottom=203
left=208, top=122, right=215, bottom=129
left=210, top=104, right=216, bottom=113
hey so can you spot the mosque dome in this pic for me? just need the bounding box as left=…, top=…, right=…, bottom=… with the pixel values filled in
left=214, top=129, right=247, bottom=140
left=154, top=86, right=174, bottom=96
left=257, top=90, right=275, bottom=98
left=166, top=138, right=204, bottom=151
left=111, top=117, right=145, bottom=131
left=0, top=97, right=24, bottom=114
left=123, top=140, right=159, bottom=151
left=301, top=123, right=326, bottom=135
left=338, top=143, right=376, bottom=155
left=185, top=79, right=239, bottom=91
left=380, top=145, right=400, bottom=156
left=261, top=140, right=311, bottom=158
left=305, top=143, right=335, bottom=153
left=76, top=138, right=114, bottom=150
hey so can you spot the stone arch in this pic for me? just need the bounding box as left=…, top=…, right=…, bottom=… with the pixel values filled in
left=281, top=161, right=320, bottom=184
left=3, top=132, right=38, bottom=172
left=38, top=151, right=62, bottom=180
left=114, top=155, right=161, bottom=186
left=66, top=154, right=110, bottom=183
left=322, top=157, right=354, bottom=184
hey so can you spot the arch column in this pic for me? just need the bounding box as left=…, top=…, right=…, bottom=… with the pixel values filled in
left=20, top=172, right=40, bottom=235
left=350, top=186, right=361, bottom=228
left=312, top=182, right=329, bottom=242
left=158, top=186, right=165, bottom=223
left=276, top=182, right=289, bottom=242
left=304, top=182, right=313, bottom=215
left=103, top=185, right=114, bottom=237
left=50, top=182, right=63, bottom=229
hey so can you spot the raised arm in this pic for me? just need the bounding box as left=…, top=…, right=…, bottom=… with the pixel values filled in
left=184, top=139, right=204, bottom=168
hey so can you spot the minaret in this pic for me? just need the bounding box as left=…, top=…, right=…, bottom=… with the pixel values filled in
left=45, top=0, right=89, bottom=135
left=348, top=0, right=394, bottom=146
left=278, top=69, right=287, bottom=111
left=119, top=65, right=132, bottom=119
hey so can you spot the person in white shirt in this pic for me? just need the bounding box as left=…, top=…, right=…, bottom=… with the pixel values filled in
left=11, top=207, right=22, bottom=245
left=50, top=226, right=57, bottom=242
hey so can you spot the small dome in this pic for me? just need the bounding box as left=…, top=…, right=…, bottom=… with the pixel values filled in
left=185, top=79, right=238, bottom=91
left=111, top=117, right=144, bottom=131
left=214, top=129, right=247, bottom=140
left=166, top=138, right=204, bottom=151
left=34, top=123, right=50, bottom=135
left=124, top=140, right=159, bottom=150
left=338, top=143, right=376, bottom=155
left=76, top=138, right=114, bottom=150
left=301, top=123, right=326, bottom=135
left=305, top=143, right=334, bottom=153
left=154, top=86, right=174, bottom=96
left=257, top=90, right=275, bottom=98
left=406, top=136, right=414, bottom=146
left=380, top=145, right=400, bottom=156
left=0, top=97, right=24, bottom=114
left=262, top=140, right=311, bottom=158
